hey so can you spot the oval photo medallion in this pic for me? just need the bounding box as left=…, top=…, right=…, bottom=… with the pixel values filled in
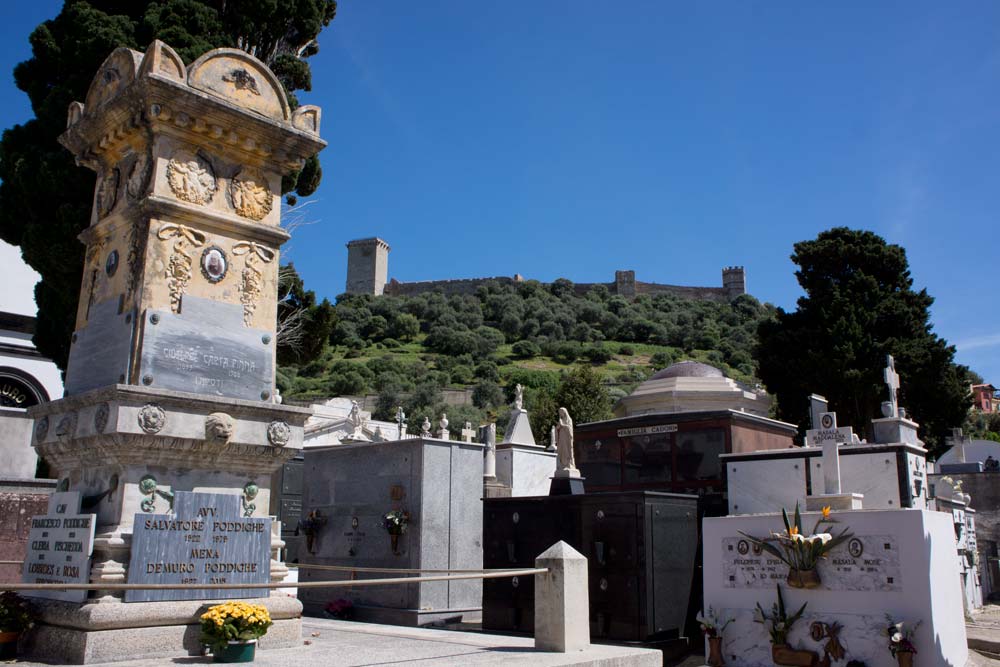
left=200, top=246, right=228, bottom=283
left=105, top=249, right=119, bottom=277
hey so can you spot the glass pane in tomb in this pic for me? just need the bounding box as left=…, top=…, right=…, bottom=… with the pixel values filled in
left=675, top=428, right=725, bottom=481
left=577, top=437, right=622, bottom=486
left=623, top=433, right=673, bottom=484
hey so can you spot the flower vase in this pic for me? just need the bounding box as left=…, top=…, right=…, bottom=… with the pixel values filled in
left=390, top=533, right=400, bottom=555
left=771, top=643, right=819, bottom=666
left=0, top=631, right=18, bottom=660
left=786, top=568, right=821, bottom=589
left=896, top=651, right=914, bottom=667
left=213, top=640, right=256, bottom=663
left=706, top=635, right=725, bottom=666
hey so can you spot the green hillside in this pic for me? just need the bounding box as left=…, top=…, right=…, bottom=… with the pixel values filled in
left=277, top=279, right=777, bottom=441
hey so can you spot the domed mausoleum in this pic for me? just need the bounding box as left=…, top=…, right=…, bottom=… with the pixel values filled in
left=574, top=361, right=796, bottom=513
left=613, top=360, right=772, bottom=418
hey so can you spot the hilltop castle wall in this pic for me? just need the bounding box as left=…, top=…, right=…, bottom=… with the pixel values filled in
left=347, top=237, right=747, bottom=302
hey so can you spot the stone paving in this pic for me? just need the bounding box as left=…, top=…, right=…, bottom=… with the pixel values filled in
left=13, top=618, right=659, bottom=667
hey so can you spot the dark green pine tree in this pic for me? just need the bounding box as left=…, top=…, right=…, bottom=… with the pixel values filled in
left=755, top=227, right=972, bottom=455
left=0, top=0, right=336, bottom=369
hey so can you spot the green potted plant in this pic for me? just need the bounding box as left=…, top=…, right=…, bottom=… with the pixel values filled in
left=754, top=585, right=816, bottom=666
left=741, top=504, right=853, bottom=588
left=0, top=592, right=35, bottom=659
left=696, top=607, right=733, bottom=666
left=200, top=601, right=272, bottom=663
left=382, top=509, right=410, bottom=555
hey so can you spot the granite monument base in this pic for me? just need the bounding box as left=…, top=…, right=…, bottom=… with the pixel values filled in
left=549, top=476, right=585, bottom=496
left=21, top=595, right=302, bottom=664
left=496, top=443, right=556, bottom=497
left=804, top=492, right=864, bottom=511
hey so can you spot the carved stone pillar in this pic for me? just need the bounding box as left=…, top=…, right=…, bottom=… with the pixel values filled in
left=24, top=41, right=325, bottom=664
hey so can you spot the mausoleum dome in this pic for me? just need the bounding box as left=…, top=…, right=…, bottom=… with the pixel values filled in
left=614, top=360, right=770, bottom=418
left=650, top=360, right=725, bottom=381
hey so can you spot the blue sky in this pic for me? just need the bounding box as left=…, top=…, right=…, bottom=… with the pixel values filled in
left=1, top=2, right=998, bottom=383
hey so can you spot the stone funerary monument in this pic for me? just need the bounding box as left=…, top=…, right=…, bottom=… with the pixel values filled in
left=24, top=41, right=325, bottom=663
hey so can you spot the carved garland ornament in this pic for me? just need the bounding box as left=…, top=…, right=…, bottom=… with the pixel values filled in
left=267, top=420, right=291, bottom=447
left=96, top=168, right=120, bottom=218
left=94, top=402, right=110, bottom=433
left=137, top=403, right=166, bottom=434
left=230, top=168, right=272, bottom=221
left=35, top=416, right=49, bottom=441
left=82, top=233, right=111, bottom=321
left=126, top=150, right=151, bottom=201
left=124, top=223, right=145, bottom=303
left=166, top=150, right=217, bottom=205
left=232, top=241, right=276, bottom=326
left=156, top=223, right=207, bottom=313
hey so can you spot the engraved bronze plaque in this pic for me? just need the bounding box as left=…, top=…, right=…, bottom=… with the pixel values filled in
left=137, top=297, right=273, bottom=401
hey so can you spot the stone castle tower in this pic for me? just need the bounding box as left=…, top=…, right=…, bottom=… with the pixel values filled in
left=722, top=266, right=746, bottom=297
left=345, top=237, right=390, bottom=295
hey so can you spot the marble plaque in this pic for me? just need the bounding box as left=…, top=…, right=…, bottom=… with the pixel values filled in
left=65, top=300, right=135, bottom=395
left=21, top=492, right=96, bottom=603
left=137, top=297, right=273, bottom=401
left=125, top=491, right=270, bottom=602
left=721, top=534, right=901, bottom=592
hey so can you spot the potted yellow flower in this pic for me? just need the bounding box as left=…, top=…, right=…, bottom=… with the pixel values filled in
left=200, top=601, right=272, bottom=663
left=740, top=504, right=853, bottom=589
left=0, top=592, right=35, bottom=659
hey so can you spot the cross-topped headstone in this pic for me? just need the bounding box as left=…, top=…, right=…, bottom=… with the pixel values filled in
left=883, top=354, right=901, bottom=419
left=947, top=427, right=968, bottom=464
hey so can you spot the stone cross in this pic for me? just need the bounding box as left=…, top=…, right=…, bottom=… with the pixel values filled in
left=461, top=421, right=476, bottom=443
left=883, top=355, right=901, bottom=419
left=948, top=427, right=967, bottom=464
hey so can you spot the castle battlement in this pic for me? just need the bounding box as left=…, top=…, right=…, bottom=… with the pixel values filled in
left=344, top=238, right=747, bottom=302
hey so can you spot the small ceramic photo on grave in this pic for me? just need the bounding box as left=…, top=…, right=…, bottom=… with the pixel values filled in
left=105, top=249, right=119, bottom=277
left=200, top=245, right=228, bottom=283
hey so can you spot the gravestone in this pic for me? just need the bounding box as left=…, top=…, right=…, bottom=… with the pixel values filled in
left=804, top=410, right=863, bottom=510
left=21, top=492, right=96, bottom=603
left=23, top=41, right=324, bottom=664
left=125, top=491, right=269, bottom=602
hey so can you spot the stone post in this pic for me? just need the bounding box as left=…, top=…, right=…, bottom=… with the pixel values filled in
left=483, top=423, right=497, bottom=480
left=534, top=541, right=589, bottom=653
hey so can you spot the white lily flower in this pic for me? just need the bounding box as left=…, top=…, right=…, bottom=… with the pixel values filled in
left=891, top=632, right=902, bottom=643
left=790, top=533, right=806, bottom=543
left=810, top=533, right=832, bottom=545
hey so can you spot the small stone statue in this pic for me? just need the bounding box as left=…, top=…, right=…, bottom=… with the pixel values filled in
left=396, top=406, right=407, bottom=438
left=514, top=383, right=524, bottom=410
left=439, top=413, right=449, bottom=431
left=554, top=407, right=579, bottom=477
left=348, top=400, right=364, bottom=435
left=420, top=417, right=431, bottom=437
